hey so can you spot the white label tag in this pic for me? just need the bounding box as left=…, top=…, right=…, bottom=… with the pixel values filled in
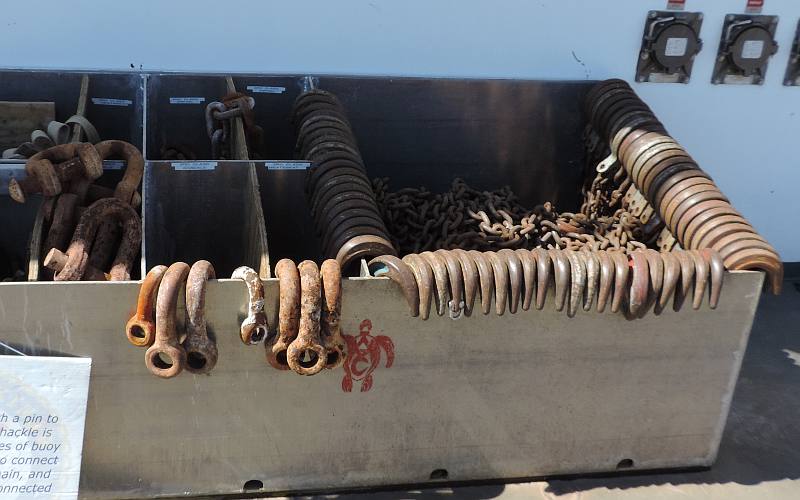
left=172, top=161, right=217, bottom=171
left=664, top=37, right=688, bottom=57
left=169, top=97, right=205, bottom=104
left=0, top=356, right=91, bottom=500
left=247, top=85, right=286, bottom=94
left=102, top=160, right=125, bottom=170
left=265, top=161, right=311, bottom=170
left=91, top=98, right=132, bottom=107
left=741, top=40, right=765, bottom=59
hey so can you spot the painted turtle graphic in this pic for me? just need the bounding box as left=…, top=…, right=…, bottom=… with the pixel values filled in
left=342, top=319, right=394, bottom=392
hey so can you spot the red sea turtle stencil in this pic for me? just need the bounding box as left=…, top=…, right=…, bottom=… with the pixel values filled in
left=342, top=319, right=394, bottom=392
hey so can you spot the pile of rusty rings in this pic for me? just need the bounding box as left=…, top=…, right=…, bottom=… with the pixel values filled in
left=205, top=92, right=265, bottom=159
left=126, top=261, right=217, bottom=378
left=7, top=140, right=144, bottom=281
left=231, top=260, right=346, bottom=376
left=292, top=89, right=396, bottom=270
left=586, top=79, right=783, bottom=294
left=369, top=248, right=724, bottom=320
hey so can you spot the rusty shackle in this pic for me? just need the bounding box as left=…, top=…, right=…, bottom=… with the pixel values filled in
left=320, top=259, right=346, bottom=369
left=183, top=260, right=218, bottom=374
left=126, top=265, right=168, bottom=347
left=94, top=140, right=144, bottom=206
left=287, top=260, right=327, bottom=376
left=145, top=262, right=190, bottom=379
left=45, top=198, right=141, bottom=281
left=269, top=259, right=300, bottom=370
left=230, top=266, right=268, bottom=345
left=8, top=143, right=103, bottom=203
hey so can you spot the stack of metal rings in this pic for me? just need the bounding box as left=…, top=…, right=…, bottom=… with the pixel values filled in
left=292, top=89, right=396, bottom=270
left=586, top=79, right=783, bottom=293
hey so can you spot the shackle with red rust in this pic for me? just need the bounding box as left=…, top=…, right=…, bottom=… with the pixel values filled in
left=8, top=143, right=103, bottom=203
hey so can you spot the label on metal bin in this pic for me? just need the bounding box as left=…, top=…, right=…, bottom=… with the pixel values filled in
left=0, top=355, right=91, bottom=500
left=169, top=97, right=205, bottom=104
left=172, top=161, right=217, bottom=171
left=91, top=97, right=132, bottom=107
left=247, top=85, right=286, bottom=94
left=265, top=161, right=310, bottom=170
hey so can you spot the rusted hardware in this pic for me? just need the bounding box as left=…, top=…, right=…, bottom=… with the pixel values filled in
left=586, top=78, right=782, bottom=294
left=294, top=89, right=396, bottom=270
left=45, top=198, right=141, bottom=281
left=402, top=254, right=434, bottom=320
left=454, top=249, right=480, bottom=316
left=420, top=251, right=451, bottom=317
left=43, top=194, right=79, bottom=256
left=628, top=251, right=649, bottom=317
left=287, top=260, right=327, bottom=376
left=514, top=248, right=536, bottom=312
left=126, top=265, right=168, bottom=347
left=486, top=252, right=510, bottom=315
left=468, top=250, right=496, bottom=315
left=320, top=259, right=346, bottom=369
left=657, top=252, right=680, bottom=314
left=548, top=248, right=570, bottom=312
left=94, top=140, right=144, bottom=205
left=498, top=249, right=522, bottom=314
left=595, top=250, right=614, bottom=313
left=642, top=249, right=664, bottom=317
left=688, top=250, right=709, bottom=310
left=609, top=250, right=629, bottom=314
left=206, top=93, right=263, bottom=160
left=230, top=266, right=268, bottom=345
left=368, top=255, right=420, bottom=317
left=8, top=143, right=103, bottom=203
left=183, top=260, right=218, bottom=374
left=701, top=249, right=724, bottom=309
left=533, top=248, right=550, bottom=310
left=673, top=250, right=695, bottom=311
left=205, top=101, right=230, bottom=159
left=145, top=262, right=190, bottom=379
left=565, top=249, right=585, bottom=318
left=42, top=248, right=107, bottom=281
left=581, top=250, right=599, bottom=311
left=269, top=259, right=300, bottom=370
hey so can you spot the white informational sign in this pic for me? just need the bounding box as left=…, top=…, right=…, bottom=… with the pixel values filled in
left=664, top=37, right=688, bottom=57
left=741, top=40, right=765, bottom=59
left=0, top=356, right=91, bottom=499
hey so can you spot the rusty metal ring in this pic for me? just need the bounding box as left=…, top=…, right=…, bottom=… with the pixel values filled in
left=183, top=260, right=217, bottom=374
left=368, top=255, right=420, bottom=317
left=672, top=250, right=695, bottom=312
left=715, top=236, right=778, bottom=262
left=664, top=184, right=726, bottom=228
left=453, top=249, right=479, bottom=316
left=564, top=249, right=585, bottom=318
left=269, top=259, right=300, bottom=370
left=669, top=190, right=729, bottom=235
left=618, top=127, right=666, bottom=160
left=654, top=172, right=714, bottom=213
left=468, top=250, right=496, bottom=315
left=435, top=249, right=465, bottom=318
left=585, top=80, right=632, bottom=114
left=699, top=249, right=725, bottom=309
left=287, top=260, right=327, bottom=376
left=126, top=265, right=168, bottom=347
left=604, top=104, right=654, bottom=140
left=420, top=251, right=451, bottom=317
left=532, top=248, right=551, bottom=310
left=320, top=259, right=346, bottom=369
left=642, top=249, right=664, bottom=317
left=314, top=192, right=381, bottom=225
left=145, top=262, right=189, bottom=379
left=581, top=250, right=599, bottom=311
left=597, top=96, right=649, bottom=135
left=639, top=154, right=695, bottom=196
left=95, top=140, right=144, bottom=205
left=310, top=180, right=378, bottom=219
left=589, top=88, right=637, bottom=128
left=486, top=251, right=510, bottom=315
left=306, top=160, right=366, bottom=194
left=656, top=252, right=680, bottom=314
left=498, top=249, right=522, bottom=314
left=323, top=217, right=391, bottom=254
left=547, top=248, right=570, bottom=312
left=688, top=250, right=709, bottom=310
left=679, top=200, right=742, bottom=245
left=402, top=254, right=434, bottom=320
left=628, top=251, right=649, bottom=317
left=630, top=143, right=685, bottom=186
left=297, top=114, right=350, bottom=139
left=596, top=250, right=614, bottom=313
left=692, top=219, right=757, bottom=250
left=620, top=133, right=675, bottom=172
left=611, top=117, right=664, bottom=155
left=609, top=250, right=629, bottom=314
left=514, top=248, right=536, bottom=311
left=336, top=234, right=396, bottom=271
left=326, top=225, right=392, bottom=260
left=648, top=164, right=708, bottom=204
left=723, top=249, right=783, bottom=295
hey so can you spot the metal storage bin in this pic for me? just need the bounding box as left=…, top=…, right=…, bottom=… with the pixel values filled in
left=0, top=71, right=774, bottom=499
left=143, top=160, right=269, bottom=277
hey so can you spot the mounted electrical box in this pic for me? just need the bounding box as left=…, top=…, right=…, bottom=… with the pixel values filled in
left=712, top=14, right=778, bottom=85
left=635, top=10, right=703, bottom=83
left=784, top=19, right=800, bottom=86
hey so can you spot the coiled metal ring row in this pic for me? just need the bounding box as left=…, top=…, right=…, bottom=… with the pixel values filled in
left=369, top=248, right=724, bottom=320
left=586, top=79, right=783, bottom=294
